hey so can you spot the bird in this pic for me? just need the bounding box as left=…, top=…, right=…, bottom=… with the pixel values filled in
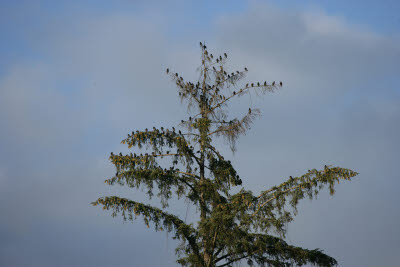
left=224, top=53, right=227, bottom=58
left=179, top=130, right=182, bottom=135
left=181, top=120, right=184, bottom=123
left=257, top=82, right=260, bottom=86
left=166, top=68, right=169, bottom=74
left=280, top=81, right=283, bottom=86
left=244, top=67, right=248, bottom=71
left=216, top=59, right=219, bottom=63
left=251, top=83, right=254, bottom=87
left=175, top=73, right=178, bottom=77
left=249, top=108, right=251, bottom=113
left=233, top=91, right=236, bottom=95
left=200, top=41, right=202, bottom=46
left=189, top=117, right=192, bottom=121
left=264, top=81, right=267, bottom=86
left=210, top=54, right=213, bottom=58
left=272, top=81, right=275, bottom=86
left=246, top=83, right=249, bottom=87
left=236, top=71, right=239, bottom=74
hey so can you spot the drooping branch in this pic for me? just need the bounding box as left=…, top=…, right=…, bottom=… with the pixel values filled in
left=214, top=232, right=337, bottom=267
left=92, top=197, right=204, bottom=265
left=237, top=166, right=358, bottom=233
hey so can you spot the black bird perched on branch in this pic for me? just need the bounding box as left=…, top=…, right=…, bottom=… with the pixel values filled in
left=272, top=81, right=275, bottom=86
left=249, top=108, right=251, bottom=114
left=244, top=67, right=248, bottom=71
left=264, top=81, right=267, bottom=86
left=280, top=81, right=283, bottom=86
left=166, top=68, right=169, bottom=74
left=224, top=53, right=227, bottom=58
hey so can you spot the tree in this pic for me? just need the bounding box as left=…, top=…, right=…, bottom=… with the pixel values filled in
left=92, top=43, right=358, bottom=267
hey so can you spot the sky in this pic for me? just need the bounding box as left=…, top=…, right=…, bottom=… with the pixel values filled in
left=0, top=0, right=399, bottom=266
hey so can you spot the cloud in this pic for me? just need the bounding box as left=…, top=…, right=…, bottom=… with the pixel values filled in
left=0, top=2, right=399, bottom=266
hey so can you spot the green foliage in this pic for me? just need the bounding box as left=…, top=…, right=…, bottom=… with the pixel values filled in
left=93, top=43, right=358, bottom=266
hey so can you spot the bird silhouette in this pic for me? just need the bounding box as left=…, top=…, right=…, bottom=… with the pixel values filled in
left=272, top=81, right=275, bottom=86
left=249, top=108, right=251, bottom=113
left=166, top=68, right=169, bottom=74
left=224, top=53, right=227, bottom=58
left=244, top=67, right=248, bottom=71
left=280, top=81, right=283, bottom=86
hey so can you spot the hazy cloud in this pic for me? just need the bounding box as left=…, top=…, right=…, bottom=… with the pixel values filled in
left=0, top=2, right=399, bottom=266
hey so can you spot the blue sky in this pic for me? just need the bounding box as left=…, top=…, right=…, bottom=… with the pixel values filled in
left=0, top=1, right=399, bottom=266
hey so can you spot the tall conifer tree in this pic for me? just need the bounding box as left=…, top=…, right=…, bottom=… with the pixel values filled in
left=93, top=43, right=358, bottom=266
